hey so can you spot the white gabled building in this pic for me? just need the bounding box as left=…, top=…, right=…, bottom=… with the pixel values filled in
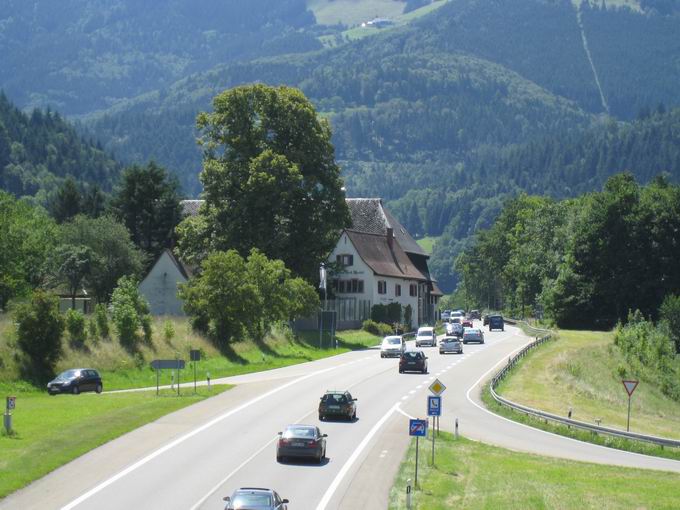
left=326, top=199, right=442, bottom=329
left=138, top=249, right=191, bottom=316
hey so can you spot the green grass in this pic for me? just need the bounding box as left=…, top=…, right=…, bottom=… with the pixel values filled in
left=0, top=314, right=381, bottom=393
left=416, top=236, right=439, bottom=255
left=496, top=330, right=680, bottom=440
left=389, top=432, right=680, bottom=509
left=0, top=385, right=232, bottom=499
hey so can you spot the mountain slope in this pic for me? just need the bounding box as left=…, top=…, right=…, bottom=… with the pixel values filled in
left=0, top=93, right=120, bottom=202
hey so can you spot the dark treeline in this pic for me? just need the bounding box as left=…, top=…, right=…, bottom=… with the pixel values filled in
left=0, top=92, right=120, bottom=204
left=457, top=173, right=680, bottom=330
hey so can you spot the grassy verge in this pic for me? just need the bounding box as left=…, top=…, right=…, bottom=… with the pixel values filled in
left=496, top=330, right=680, bottom=439
left=389, top=432, right=680, bottom=509
left=0, top=385, right=232, bottom=498
left=0, top=314, right=380, bottom=393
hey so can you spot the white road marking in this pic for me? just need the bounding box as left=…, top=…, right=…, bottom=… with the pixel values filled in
left=60, top=360, right=361, bottom=510
left=401, top=395, right=408, bottom=400
left=316, top=403, right=399, bottom=510
left=189, top=408, right=313, bottom=510
left=379, top=450, right=388, bottom=459
left=395, top=405, right=415, bottom=420
left=409, top=390, right=416, bottom=394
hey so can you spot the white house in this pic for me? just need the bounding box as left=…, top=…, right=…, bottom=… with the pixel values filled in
left=138, top=249, right=190, bottom=316
left=326, top=198, right=442, bottom=329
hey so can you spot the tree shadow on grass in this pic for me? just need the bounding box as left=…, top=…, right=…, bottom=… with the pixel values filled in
left=214, top=340, right=249, bottom=365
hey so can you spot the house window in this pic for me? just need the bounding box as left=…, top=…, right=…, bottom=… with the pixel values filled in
left=378, top=280, right=387, bottom=294
left=335, top=279, right=364, bottom=294
left=336, top=254, right=354, bottom=267
left=395, top=284, right=401, bottom=297
left=409, top=284, right=417, bottom=297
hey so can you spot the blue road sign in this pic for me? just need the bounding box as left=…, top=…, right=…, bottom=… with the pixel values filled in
left=428, top=395, right=441, bottom=416
left=409, top=419, right=428, bottom=437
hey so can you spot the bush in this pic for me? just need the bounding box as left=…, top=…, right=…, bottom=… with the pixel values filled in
left=87, top=317, right=98, bottom=344
left=163, top=320, right=175, bottom=342
left=15, top=290, right=64, bottom=381
left=371, top=303, right=402, bottom=325
left=94, top=303, right=110, bottom=338
left=65, top=308, right=86, bottom=346
left=362, top=319, right=393, bottom=336
left=110, top=275, right=151, bottom=348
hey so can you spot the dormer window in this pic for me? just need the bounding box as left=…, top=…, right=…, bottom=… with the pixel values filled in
left=336, top=254, right=354, bottom=267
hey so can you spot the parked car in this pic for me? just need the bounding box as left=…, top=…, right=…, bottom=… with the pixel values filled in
left=47, top=368, right=102, bottom=395
left=468, top=309, right=481, bottom=320
left=462, top=320, right=473, bottom=329
left=399, top=350, right=428, bottom=374
left=462, top=328, right=485, bottom=344
left=380, top=335, right=404, bottom=358
left=439, top=337, right=463, bottom=355
left=318, top=390, right=357, bottom=421
left=415, top=326, right=436, bottom=347
left=223, top=488, right=288, bottom=510
left=276, top=424, right=327, bottom=463
left=488, top=315, right=505, bottom=331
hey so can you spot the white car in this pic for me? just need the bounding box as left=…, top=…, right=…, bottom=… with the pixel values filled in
left=380, top=336, right=403, bottom=358
left=445, top=322, right=463, bottom=337
left=415, top=327, right=436, bottom=347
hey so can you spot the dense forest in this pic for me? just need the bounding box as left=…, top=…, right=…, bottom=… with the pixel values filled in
left=0, top=0, right=318, bottom=114
left=4, top=0, right=680, bottom=294
left=0, top=93, right=120, bottom=204
left=456, top=173, right=680, bottom=330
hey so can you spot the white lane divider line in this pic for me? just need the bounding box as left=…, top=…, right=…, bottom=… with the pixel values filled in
left=189, top=408, right=313, bottom=510
left=60, top=360, right=361, bottom=510
left=401, top=395, right=408, bottom=400
left=395, top=405, right=415, bottom=420
left=409, top=390, right=416, bottom=394
left=316, top=403, right=399, bottom=510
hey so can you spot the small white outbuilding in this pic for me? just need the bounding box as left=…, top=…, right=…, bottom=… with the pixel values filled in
left=138, top=249, right=190, bottom=316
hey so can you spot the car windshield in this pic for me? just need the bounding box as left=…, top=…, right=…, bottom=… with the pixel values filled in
left=388, top=338, right=401, bottom=345
left=404, top=352, right=421, bottom=359
left=283, top=426, right=315, bottom=438
left=322, top=393, right=347, bottom=404
left=418, top=331, right=433, bottom=337
left=55, top=370, right=79, bottom=381
left=232, top=494, right=273, bottom=508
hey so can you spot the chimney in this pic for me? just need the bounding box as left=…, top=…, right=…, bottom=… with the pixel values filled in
left=387, top=227, right=394, bottom=248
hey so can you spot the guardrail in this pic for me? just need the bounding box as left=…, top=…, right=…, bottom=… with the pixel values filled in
left=490, top=322, right=680, bottom=449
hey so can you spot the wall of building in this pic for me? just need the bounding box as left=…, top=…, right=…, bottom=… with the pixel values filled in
left=138, top=253, right=187, bottom=316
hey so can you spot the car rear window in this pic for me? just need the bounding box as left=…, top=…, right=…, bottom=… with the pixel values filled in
left=233, top=494, right=273, bottom=506
left=388, top=338, right=401, bottom=345
left=322, top=393, right=347, bottom=404
left=283, top=426, right=316, bottom=438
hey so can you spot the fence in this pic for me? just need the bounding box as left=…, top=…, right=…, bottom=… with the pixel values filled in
left=490, top=320, right=680, bottom=449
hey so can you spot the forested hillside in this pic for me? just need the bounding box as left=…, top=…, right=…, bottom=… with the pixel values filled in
left=0, top=0, right=318, bottom=115
left=0, top=93, right=120, bottom=203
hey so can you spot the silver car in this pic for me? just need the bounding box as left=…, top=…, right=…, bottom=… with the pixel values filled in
left=439, top=336, right=463, bottom=354
left=462, top=328, right=485, bottom=344
left=223, top=488, right=288, bottom=510
left=380, top=335, right=403, bottom=358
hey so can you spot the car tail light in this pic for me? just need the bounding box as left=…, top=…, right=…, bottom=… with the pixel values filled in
left=306, top=439, right=318, bottom=448
left=279, top=438, right=290, bottom=446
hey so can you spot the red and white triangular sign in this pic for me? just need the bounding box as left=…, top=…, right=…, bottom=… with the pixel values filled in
left=622, top=380, right=639, bottom=397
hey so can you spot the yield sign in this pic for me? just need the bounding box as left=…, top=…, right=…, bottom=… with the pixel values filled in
left=622, top=380, right=639, bottom=397
left=429, top=378, right=447, bottom=396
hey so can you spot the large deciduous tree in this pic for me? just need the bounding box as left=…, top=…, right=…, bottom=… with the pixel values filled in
left=110, top=161, right=183, bottom=259
left=189, top=84, right=350, bottom=281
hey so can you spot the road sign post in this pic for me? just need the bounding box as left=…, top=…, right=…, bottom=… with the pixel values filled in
left=4, top=396, right=15, bottom=434
left=409, top=419, right=427, bottom=487
left=190, top=349, right=201, bottom=393
left=427, top=396, right=441, bottom=465
left=622, top=380, right=639, bottom=432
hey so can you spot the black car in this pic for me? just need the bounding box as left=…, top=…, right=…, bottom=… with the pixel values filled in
left=319, top=390, right=357, bottom=421
left=223, top=487, right=288, bottom=510
left=399, top=350, right=428, bottom=374
left=276, top=424, right=327, bottom=463
left=469, top=310, right=481, bottom=320
left=47, top=368, right=103, bottom=395
left=488, top=315, right=505, bottom=331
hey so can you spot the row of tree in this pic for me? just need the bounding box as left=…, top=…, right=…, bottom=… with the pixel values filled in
left=456, top=173, right=680, bottom=329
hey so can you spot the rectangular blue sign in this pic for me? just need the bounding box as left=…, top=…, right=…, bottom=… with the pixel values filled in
left=428, top=395, right=441, bottom=416
left=409, top=419, right=428, bottom=437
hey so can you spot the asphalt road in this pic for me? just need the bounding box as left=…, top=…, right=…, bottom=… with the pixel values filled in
left=3, top=323, right=680, bottom=510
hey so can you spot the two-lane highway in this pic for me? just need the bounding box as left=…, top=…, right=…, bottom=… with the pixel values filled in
left=4, top=323, right=679, bottom=510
